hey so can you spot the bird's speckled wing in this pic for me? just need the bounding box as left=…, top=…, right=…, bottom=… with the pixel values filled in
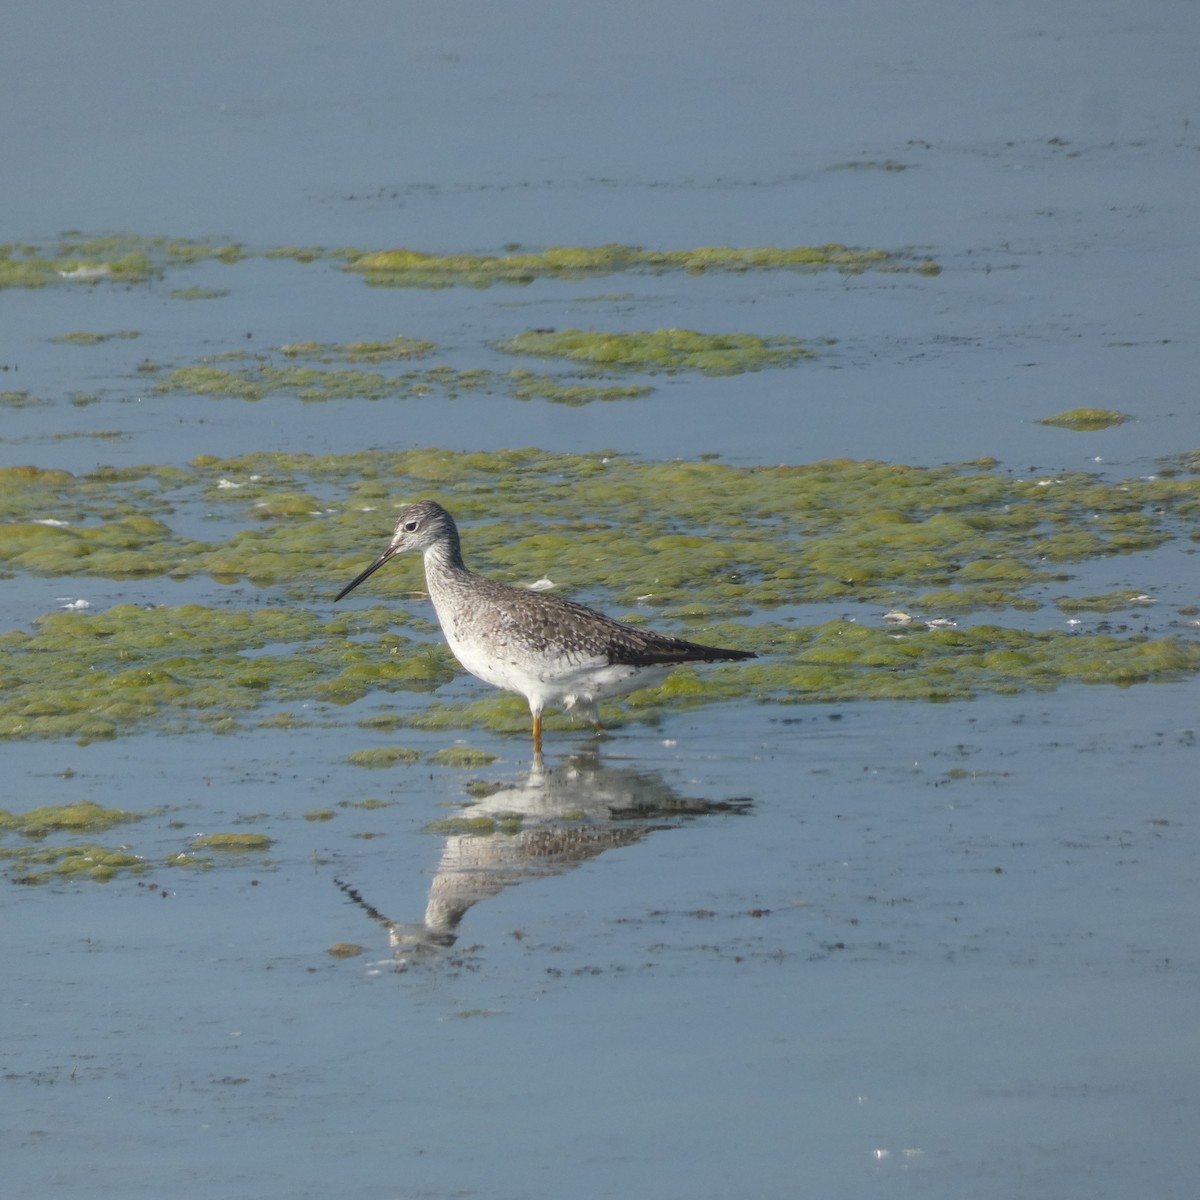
left=456, top=575, right=755, bottom=667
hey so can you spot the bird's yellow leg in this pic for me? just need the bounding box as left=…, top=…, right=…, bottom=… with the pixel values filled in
left=532, top=711, right=543, bottom=754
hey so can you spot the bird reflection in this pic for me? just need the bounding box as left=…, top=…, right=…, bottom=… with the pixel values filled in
left=335, top=746, right=751, bottom=965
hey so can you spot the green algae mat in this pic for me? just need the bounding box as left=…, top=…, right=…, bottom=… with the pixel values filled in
left=2, top=449, right=1198, bottom=744
left=1, top=236, right=937, bottom=290
left=4, top=234, right=939, bottom=415
left=142, top=327, right=821, bottom=409
left=0, top=801, right=280, bottom=885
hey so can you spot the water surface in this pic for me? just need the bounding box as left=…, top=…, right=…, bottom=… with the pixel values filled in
left=2, top=3, right=1198, bottom=1198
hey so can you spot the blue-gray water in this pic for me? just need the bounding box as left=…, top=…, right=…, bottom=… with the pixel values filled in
left=2, top=3, right=1198, bottom=1197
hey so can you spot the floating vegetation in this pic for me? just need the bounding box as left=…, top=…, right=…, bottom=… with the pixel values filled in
left=0, top=235, right=241, bottom=288
left=262, top=246, right=326, bottom=262
left=356, top=713, right=408, bottom=731
left=49, top=330, right=140, bottom=345
left=1056, top=591, right=1156, bottom=613
left=0, top=802, right=150, bottom=884
left=0, top=390, right=49, bottom=408
left=830, top=160, right=911, bottom=172
left=166, top=853, right=214, bottom=870
left=497, top=329, right=814, bottom=374
left=0, top=604, right=327, bottom=741
left=3, top=843, right=150, bottom=885
left=155, top=361, right=494, bottom=404
left=343, top=797, right=391, bottom=810
left=0, top=800, right=288, bottom=884
left=507, top=371, right=653, bottom=405
left=0, top=451, right=1196, bottom=602
left=347, top=746, right=424, bottom=767
left=0, top=801, right=142, bottom=838
left=1040, top=408, right=1132, bottom=431
left=191, top=832, right=273, bottom=851
left=279, top=336, right=436, bottom=363
left=170, top=287, right=230, bottom=300
left=424, top=814, right=525, bottom=836
left=428, top=746, right=499, bottom=768
left=741, top=620, right=1200, bottom=704
left=0, top=450, right=1196, bottom=741
left=0, top=235, right=938, bottom=291
left=150, top=328, right=815, bottom=408
left=0, top=602, right=1195, bottom=744
left=150, top=334, right=797, bottom=407
left=344, top=243, right=938, bottom=287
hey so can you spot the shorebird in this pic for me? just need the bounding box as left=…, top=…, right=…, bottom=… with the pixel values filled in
left=334, top=500, right=755, bottom=751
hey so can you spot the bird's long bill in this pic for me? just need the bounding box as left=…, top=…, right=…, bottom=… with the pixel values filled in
left=334, top=544, right=400, bottom=602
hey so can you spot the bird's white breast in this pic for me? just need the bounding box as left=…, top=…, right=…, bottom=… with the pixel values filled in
left=439, top=612, right=669, bottom=707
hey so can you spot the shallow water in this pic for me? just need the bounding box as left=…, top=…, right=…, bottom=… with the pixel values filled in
left=3, top=3, right=1199, bottom=1198
left=5, top=692, right=1197, bottom=1198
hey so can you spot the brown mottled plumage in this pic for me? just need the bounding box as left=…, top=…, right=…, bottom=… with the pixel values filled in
left=335, top=500, right=755, bottom=751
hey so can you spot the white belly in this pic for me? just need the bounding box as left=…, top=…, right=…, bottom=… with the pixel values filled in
left=440, top=617, right=670, bottom=716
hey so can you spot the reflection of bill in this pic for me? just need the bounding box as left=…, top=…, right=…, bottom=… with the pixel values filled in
left=335, top=748, right=751, bottom=965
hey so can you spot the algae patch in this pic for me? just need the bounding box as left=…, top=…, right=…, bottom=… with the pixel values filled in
left=507, top=372, right=653, bottom=405
left=428, top=746, right=499, bottom=768
left=0, top=800, right=285, bottom=886
left=344, top=243, right=937, bottom=287
left=170, top=287, right=230, bottom=300
left=191, top=832, right=273, bottom=851
left=0, top=802, right=149, bottom=884
left=830, top=159, right=911, bottom=172
left=152, top=327, right=813, bottom=409
left=742, top=620, right=1200, bottom=706
left=50, top=330, right=140, bottom=345
left=0, top=603, right=328, bottom=740
left=498, top=329, right=814, bottom=374
left=154, top=361, right=494, bottom=405
left=348, top=746, right=424, bottom=767
left=0, top=801, right=142, bottom=838
left=424, top=814, right=525, bottom=836
left=0, top=235, right=244, bottom=288
left=1, top=450, right=1198, bottom=741
left=2, top=235, right=938, bottom=293
left=4, top=844, right=149, bottom=885
left=1040, top=408, right=1132, bottom=431
left=279, top=336, right=436, bottom=363
left=0, top=601, right=1196, bottom=745
left=1, top=391, right=51, bottom=409
left=1057, top=591, right=1156, bottom=613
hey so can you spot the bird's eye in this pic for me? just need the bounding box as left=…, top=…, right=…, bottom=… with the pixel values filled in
left=403, top=520, right=419, bottom=532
